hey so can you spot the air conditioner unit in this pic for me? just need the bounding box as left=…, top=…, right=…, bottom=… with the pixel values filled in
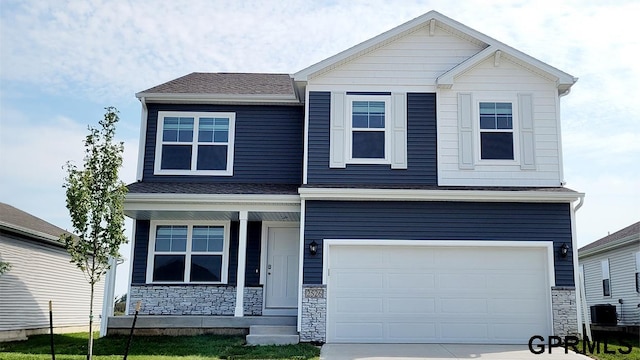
left=590, top=304, right=617, bottom=325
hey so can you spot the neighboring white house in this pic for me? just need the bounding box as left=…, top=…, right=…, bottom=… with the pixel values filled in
left=578, top=221, right=640, bottom=326
left=0, top=202, right=104, bottom=341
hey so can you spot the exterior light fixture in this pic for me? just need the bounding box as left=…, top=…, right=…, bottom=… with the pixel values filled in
left=309, top=240, right=318, bottom=256
left=560, top=243, right=570, bottom=258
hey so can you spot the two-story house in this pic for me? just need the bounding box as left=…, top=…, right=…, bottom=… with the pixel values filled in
left=121, top=11, right=583, bottom=344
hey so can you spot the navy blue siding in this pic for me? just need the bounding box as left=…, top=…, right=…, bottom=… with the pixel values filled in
left=303, top=201, right=574, bottom=286
left=131, top=220, right=150, bottom=284
left=307, top=92, right=437, bottom=185
left=131, top=219, right=263, bottom=286
left=143, top=103, right=303, bottom=184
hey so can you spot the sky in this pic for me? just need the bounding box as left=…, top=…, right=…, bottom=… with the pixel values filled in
left=1, top=0, right=638, bottom=298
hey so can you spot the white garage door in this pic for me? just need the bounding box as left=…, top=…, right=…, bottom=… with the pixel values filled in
left=326, top=244, right=552, bottom=344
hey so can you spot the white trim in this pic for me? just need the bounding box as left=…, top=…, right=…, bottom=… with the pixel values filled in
left=125, top=220, right=136, bottom=315
left=303, top=87, right=310, bottom=184
left=297, top=200, right=306, bottom=332
left=0, top=222, right=65, bottom=245
left=571, top=200, right=584, bottom=337
left=601, top=258, right=611, bottom=297
left=437, top=46, right=498, bottom=88
left=260, top=221, right=301, bottom=316
left=145, top=220, right=231, bottom=284
left=99, top=256, right=118, bottom=337
left=322, top=239, right=555, bottom=287
left=235, top=211, right=248, bottom=317
left=475, top=98, right=520, bottom=165
left=125, top=193, right=300, bottom=204
left=298, top=187, right=583, bottom=203
left=578, top=235, right=640, bottom=258
left=136, top=97, right=148, bottom=181
left=153, top=111, right=235, bottom=176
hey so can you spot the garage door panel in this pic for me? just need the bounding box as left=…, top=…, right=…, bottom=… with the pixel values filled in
left=388, top=272, right=435, bottom=289
left=334, top=271, right=383, bottom=289
left=388, top=297, right=435, bottom=314
left=327, top=245, right=551, bottom=344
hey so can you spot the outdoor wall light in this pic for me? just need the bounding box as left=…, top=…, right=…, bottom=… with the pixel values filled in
left=309, top=240, right=318, bottom=256
left=560, top=243, right=570, bottom=258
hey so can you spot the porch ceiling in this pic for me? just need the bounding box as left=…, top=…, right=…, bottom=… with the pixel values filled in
left=124, top=209, right=300, bottom=222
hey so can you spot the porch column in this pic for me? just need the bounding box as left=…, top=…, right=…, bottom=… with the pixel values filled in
left=234, top=210, right=249, bottom=317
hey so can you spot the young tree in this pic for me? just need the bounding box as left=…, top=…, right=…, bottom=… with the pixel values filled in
left=61, top=107, right=128, bottom=360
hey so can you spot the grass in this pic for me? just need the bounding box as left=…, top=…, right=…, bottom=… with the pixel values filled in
left=575, top=335, right=640, bottom=360
left=0, top=332, right=321, bottom=360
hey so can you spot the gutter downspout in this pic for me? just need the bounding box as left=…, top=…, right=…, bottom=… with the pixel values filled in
left=136, top=97, right=148, bottom=182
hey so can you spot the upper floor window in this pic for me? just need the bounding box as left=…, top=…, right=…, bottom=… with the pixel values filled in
left=147, top=222, right=230, bottom=284
left=154, top=111, right=235, bottom=176
left=479, top=102, right=514, bottom=160
left=635, top=252, right=640, bottom=293
left=347, top=95, right=391, bottom=163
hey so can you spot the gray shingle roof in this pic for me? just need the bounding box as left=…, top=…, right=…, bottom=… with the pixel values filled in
left=126, top=182, right=300, bottom=195
left=138, top=72, right=296, bottom=96
left=0, top=202, right=71, bottom=240
left=579, top=221, right=640, bottom=253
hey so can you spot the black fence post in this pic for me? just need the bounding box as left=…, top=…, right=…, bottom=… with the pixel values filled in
left=49, top=300, right=55, bottom=360
left=123, top=301, right=141, bottom=360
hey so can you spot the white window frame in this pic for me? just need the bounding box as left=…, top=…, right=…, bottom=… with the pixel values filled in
left=146, top=220, right=231, bottom=284
left=154, top=111, right=236, bottom=176
left=601, top=258, right=611, bottom=297
left=346, top=95, right=391, bottom=165
left=475, top=99, right=520, bottom=165
left=635, top=252, right=640, bottom=293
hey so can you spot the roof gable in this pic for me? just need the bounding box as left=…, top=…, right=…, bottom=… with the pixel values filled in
left=294, top=11, right=577, bottom=93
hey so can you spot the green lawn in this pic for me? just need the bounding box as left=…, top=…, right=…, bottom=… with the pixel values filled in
left=576, top=335, right=640, bottom=360
left=0, top=332, right=320, bottom=360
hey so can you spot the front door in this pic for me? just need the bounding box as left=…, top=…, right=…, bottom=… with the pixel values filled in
left=265, top=226, right=299, bottom=313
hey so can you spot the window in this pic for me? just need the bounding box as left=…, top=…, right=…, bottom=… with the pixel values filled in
left=601, top=259, right=611, bottom=297
left=635, top=252, right=640, bottom=293
left=347, top=95, right=390, bottom=163
left=479, top=102, right=514, bottom=160
left=155, top=112, right=235, bottom=175
left=147, top=222, right=230, bottom=283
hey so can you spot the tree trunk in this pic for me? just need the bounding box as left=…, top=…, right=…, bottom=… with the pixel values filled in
left=87, top=282, right=94, bottom=360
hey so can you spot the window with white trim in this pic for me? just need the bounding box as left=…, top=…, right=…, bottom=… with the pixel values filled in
left=148, top=222, right=230, bottom=283
left=479, top=102, right=515, bottom=160
left=601, top=259, right=611, bottom=297
left=154, top=111, right=235, bottom=175
left=347, top=95, right=391, bottom=163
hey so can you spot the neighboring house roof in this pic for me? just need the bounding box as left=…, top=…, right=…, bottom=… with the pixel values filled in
left=578, top=221, right=640, bottom=257
left=0, top=202, right=71, bottom=246
left=293, top=10, right=577, bottom=94
left=126, top=182, right=299, bottom=195
left=136, top=72, right=300, bottom=104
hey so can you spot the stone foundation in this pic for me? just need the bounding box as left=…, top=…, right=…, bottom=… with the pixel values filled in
left=552, top=286, right=578, bottom=337
left=300, top=284, right=326, bottom=343
left=129, top=285, right=262, bottom=316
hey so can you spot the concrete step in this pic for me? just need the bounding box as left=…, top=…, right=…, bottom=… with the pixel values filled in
left=246, top=325, right=299, bottom=345
left=249, top=325, right=297, bottom=335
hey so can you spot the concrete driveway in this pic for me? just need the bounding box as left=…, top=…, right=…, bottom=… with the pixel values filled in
left=320, top=344, right=591, bottom=360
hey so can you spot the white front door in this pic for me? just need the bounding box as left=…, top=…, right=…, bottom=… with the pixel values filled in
left=264, top=226, right=299, bottom=313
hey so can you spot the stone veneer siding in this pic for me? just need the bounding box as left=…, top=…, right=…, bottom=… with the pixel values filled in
left=551, top=286, right=578, bottom=337
left=300, top=284, right=326, bottom=343
left=129, top=285, right=262, bottom=316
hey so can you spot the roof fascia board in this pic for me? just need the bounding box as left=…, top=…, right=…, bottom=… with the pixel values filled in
left=298, top=187, right=584, bottom=203
left=0, top=221, right=66, bottom=247
left=294, top=11, right=576, bottom=89
left=578, top=234, right=640, bottom=258
left=135, top=92, right=300, bottom=104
